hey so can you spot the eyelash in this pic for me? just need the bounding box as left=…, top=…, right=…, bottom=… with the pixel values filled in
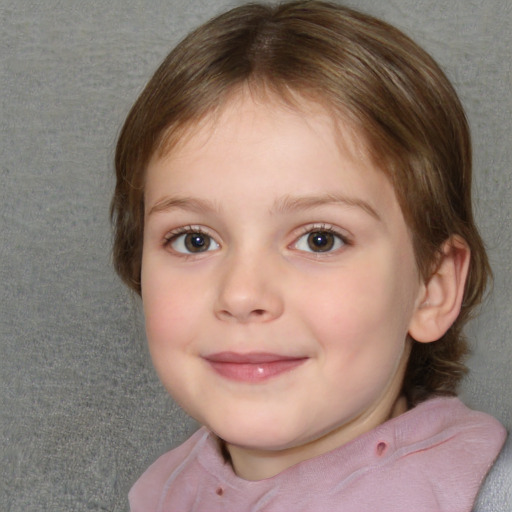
left=293, top=224, right=351, bottom=252
left=163, top=225, right=209, bottom=245
left=162, top=225, right=219, bottom=254
left=161, top=224, right=351, bottom=255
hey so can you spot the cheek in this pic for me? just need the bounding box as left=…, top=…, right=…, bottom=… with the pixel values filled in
left=302, top=267, right=412, bottom=404
left=309, top=268, right=388, bottom=330
left=141, top=274, right=204, bottom=397
left=141, top=266, right=199, bottom=352
left=300, top=259, right=414, bottom=354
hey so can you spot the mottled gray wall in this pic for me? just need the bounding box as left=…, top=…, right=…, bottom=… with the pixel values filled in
left=1, top=1, right=510, bottom=511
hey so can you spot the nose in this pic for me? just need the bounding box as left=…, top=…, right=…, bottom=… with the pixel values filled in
left=214, top=251, right=284, bottom=323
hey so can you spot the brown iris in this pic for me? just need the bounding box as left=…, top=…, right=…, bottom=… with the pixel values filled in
left=307, top=231, right=335, bottom=252
left=184, top=233, right=211, bottom=252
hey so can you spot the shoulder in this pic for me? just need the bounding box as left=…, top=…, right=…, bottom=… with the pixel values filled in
left=402, top=396, right=506, bottom=453
left=362, top=397, right=507, bottom=512
left=128, top=427, right=214, bottom=512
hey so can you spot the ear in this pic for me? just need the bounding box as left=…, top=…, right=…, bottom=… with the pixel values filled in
left=408, top=235, right=470, bottom=343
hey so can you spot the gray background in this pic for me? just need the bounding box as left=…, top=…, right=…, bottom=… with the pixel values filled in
left=1, top=0, right=511, bottom=511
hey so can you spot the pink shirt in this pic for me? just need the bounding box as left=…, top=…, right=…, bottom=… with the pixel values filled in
left=129, top=397, right=506, bottom=512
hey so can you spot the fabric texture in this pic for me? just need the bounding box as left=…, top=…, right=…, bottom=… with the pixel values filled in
left=129, top=397, right=506, bottom=512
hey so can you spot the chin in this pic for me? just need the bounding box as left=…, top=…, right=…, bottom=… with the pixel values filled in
left=213, top=420, right=303, bottom=452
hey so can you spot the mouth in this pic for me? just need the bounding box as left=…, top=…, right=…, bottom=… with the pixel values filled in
left=203, top=352, right=308, bottom=383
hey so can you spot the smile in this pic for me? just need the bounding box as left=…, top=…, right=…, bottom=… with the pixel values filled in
left=203, top=352, right=308, bottom=383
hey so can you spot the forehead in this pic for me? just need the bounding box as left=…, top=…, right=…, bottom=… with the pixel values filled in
left=153, top=87, right=374, bottom=169
left=144, top=90, right=403, bottom=229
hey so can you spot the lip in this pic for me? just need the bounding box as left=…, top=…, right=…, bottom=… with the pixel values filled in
left=203, top=352, right=308, bottom=383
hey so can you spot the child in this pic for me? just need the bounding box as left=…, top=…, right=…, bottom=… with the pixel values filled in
left=111, top=1, right=506, bottom=510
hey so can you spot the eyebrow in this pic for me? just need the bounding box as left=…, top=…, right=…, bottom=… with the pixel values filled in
left=147, top=193, right=381, bottom=221
left=272, top=193, right=381, bottom=221
left=148, top=196, right=218, bottom=217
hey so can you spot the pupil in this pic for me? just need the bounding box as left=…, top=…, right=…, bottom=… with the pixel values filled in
left=185, top=233, right=209, bottom=252
left=308, top=231, right=334, bottom=252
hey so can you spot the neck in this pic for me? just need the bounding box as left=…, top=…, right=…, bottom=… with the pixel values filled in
left=227, top=393, right=408, bottom=481
left=225, top=345, right=411, bottom=481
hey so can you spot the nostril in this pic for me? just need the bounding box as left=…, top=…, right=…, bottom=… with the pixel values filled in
left=253, top=309, right=266, bottom=316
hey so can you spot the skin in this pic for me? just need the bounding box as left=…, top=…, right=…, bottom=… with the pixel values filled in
left=141, top=92, right=427, bottom=481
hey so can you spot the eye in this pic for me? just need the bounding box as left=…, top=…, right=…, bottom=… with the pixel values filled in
left=294, top=229, right=346, bottom=253
left=166, top=230, right=220, bottom=254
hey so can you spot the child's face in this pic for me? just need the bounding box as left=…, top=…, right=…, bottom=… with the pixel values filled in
left=141, top=93, right=424, bottom=477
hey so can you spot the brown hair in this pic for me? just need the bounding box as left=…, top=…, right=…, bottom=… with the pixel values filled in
left=112, top=1, right=490, bottom=406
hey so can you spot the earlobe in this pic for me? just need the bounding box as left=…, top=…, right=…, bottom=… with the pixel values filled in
left=408, top=236, right=470, bottom=343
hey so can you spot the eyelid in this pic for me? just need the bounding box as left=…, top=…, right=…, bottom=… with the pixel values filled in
left=290, top=223, right=352, bottom=253
left=163, top=225, right=221, bottom=254
left=163, top=224, right=207, bottom=240
left=294, top=223, right=351, bottom=240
